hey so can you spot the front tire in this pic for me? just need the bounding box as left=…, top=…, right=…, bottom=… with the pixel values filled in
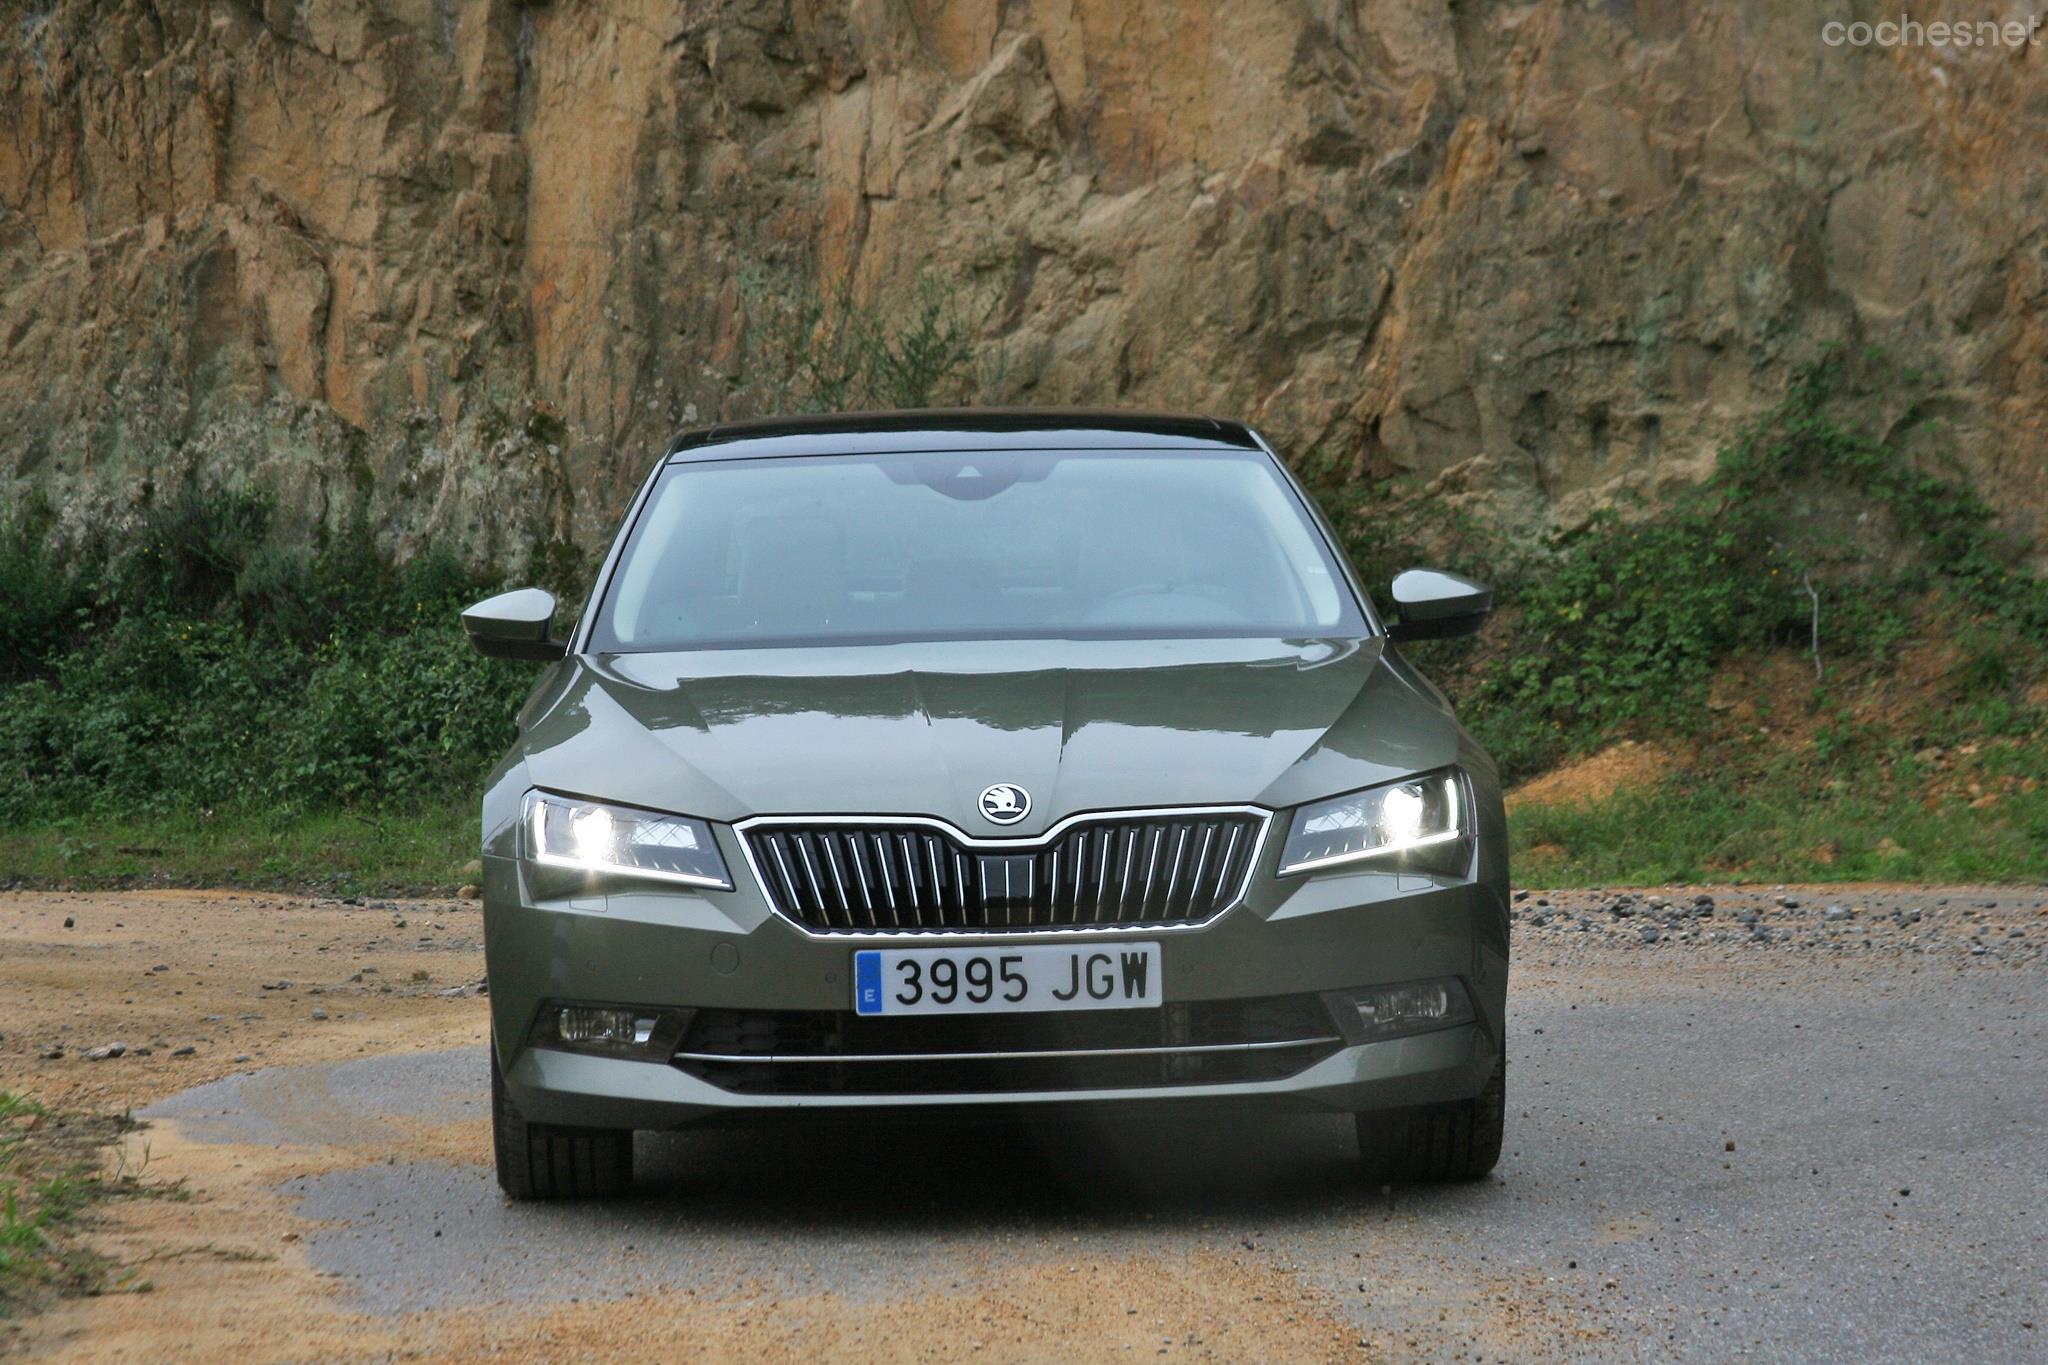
left=1355, top=1057, right=1505, bottom=1184
left=492, top=1046, right=634, bottom=1200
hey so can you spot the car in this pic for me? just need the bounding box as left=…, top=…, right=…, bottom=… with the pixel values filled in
left=461, top=410, right=1507, bottom=1199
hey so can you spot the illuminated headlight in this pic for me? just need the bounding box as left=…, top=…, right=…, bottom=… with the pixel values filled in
left=1278, top=771, right=1467, bottom=876
left=522, top=790, right=732, bottom=889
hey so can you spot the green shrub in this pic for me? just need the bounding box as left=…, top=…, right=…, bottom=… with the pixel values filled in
left=1320, top=350, right=2047, bottom=783
left=0, top=493, right=532, bottom=824
left=0, top=496, right=90, bottom=680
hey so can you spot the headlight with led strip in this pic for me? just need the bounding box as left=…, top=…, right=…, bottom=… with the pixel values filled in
left=1277, top=770, right=1468, bottom=876
left=522, top=790, right=733, bottom=889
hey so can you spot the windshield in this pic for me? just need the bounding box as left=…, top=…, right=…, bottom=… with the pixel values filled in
left=588, top=447, right=1367, bottom=651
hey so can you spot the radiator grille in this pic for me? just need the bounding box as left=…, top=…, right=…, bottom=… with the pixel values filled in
left=741, top=812, right=1264, bottom=933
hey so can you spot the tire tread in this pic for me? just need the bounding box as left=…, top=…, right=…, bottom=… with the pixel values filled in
left=492, top=1049, right=633, bottom=1200
left=1356, top=1058, right=1506, bottom=1184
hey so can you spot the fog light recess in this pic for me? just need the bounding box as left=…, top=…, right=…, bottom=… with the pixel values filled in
left=1342, top=977, right=1474, bottom=1041
left=534, top=1004, right=693, bottom=1058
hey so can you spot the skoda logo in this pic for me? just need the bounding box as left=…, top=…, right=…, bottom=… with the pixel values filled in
left=978, top=783, right=1031, bottom=825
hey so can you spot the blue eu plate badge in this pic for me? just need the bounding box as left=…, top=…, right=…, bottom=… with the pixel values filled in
left=854, top=950, right=884, bottom=1015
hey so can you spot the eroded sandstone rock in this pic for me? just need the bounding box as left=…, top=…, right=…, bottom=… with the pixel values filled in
left=2, top=1, right=2041, bottom=562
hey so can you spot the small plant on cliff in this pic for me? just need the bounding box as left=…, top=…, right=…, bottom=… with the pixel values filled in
left=1319, top=350, right=2048, bottom=783
left=734, top=258, right=985, bottom=414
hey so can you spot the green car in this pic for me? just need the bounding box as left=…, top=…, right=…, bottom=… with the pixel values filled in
left=463, top=411, right=1507, bottom=1199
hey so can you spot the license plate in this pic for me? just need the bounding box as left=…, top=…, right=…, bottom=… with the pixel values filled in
left=853, top=942, right=1163, bottom=1017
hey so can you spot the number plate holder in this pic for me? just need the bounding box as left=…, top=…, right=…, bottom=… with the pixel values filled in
left=852, top=942, right=1164, bottom=1017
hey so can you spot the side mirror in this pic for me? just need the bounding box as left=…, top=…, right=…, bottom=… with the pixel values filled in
left=461, top=588, right=568, bottom=661
left=1385, top=568, right=1490, bottom=642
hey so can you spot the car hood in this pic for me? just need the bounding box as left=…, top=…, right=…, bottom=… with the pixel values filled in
left=518, top=637, right=1462, bottom=834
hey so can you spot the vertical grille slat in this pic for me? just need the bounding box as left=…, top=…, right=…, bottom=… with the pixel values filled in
left=745, top=812, right=1262, bottom=934
left=1162, top=826, right=1189, bottom=919
left=773, top=835, right=806, bottom=912
left=794, top=834, right=830, bottom=926
left=1140, top=826, right=1165, bottom=920
left=925, top=836, right=947, bottom=930
left=1211, top=824, right=1242, bottom=908
left=1097, top=827, right=1118, bottom=924
left=845, top=834, right=878, bottom=928
left=821, top=834, right=852, bottom=923
left=872, top=833, right=899, bottom=927
left=1117, top=828, right=1140, bottom=923
left=1185, top=824, right=1216, bottom=918
left=1073, top=834, right=1089, bottom=929
left=899, top=833, right=922, bottom=922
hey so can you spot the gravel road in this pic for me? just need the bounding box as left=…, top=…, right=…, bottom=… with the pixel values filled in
left=4, top=885, right=2042, bottom=1361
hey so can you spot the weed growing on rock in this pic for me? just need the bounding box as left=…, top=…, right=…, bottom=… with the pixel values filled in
left=733, top=257, right=986, bottom=415
left=1318, top=350, right=2047, bottom=784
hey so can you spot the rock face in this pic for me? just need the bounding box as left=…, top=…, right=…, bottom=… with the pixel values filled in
left=3, top=1, right=2043, bottom=562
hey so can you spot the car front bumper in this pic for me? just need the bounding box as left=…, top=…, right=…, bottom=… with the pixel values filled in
left=505, top=1020, right=1495, bottom=1130
left=483, top=835, right=1510, bottom=1132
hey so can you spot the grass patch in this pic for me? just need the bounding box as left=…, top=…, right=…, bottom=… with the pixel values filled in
left=0, top=1092, right=174, bottom=1318
left=1512, top=736, right=2048, bottom=886
left=0, top=804, right=473, bottom=898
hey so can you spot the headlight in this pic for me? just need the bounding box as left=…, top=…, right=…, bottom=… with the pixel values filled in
left=1278, top=771, right=1467, bottom=876
left=522, top=790, right=733, bottom=889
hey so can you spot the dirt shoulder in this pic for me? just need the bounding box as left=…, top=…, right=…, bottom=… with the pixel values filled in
left=0, top=890, right=489, bottom=1113
left=2, top=885, right=2041, bottom=1362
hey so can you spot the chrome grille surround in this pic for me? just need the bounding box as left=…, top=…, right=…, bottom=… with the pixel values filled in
left=735, top=805, right=1272, bottom=938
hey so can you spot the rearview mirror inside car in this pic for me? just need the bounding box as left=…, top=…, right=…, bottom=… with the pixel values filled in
left=1385, top=568, right=1490, bottom=642
left=461, top=588, right=567, bottom=661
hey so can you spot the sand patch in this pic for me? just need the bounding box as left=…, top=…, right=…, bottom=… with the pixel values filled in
left=1508, top=741, right=1673, bottom=810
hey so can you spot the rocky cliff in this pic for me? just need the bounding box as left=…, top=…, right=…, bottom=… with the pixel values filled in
left=4, top=0, right=2044, bottom=566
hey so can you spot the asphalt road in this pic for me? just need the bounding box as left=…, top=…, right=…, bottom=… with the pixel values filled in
left=137, top=886, right=2046, bottom=1362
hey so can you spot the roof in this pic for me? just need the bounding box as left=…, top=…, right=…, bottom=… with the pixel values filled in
left=664, top=408, right=1262, bottom=461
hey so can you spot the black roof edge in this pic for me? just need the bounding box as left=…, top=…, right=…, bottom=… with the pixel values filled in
left=663, top=408, right=1260, bottom=457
